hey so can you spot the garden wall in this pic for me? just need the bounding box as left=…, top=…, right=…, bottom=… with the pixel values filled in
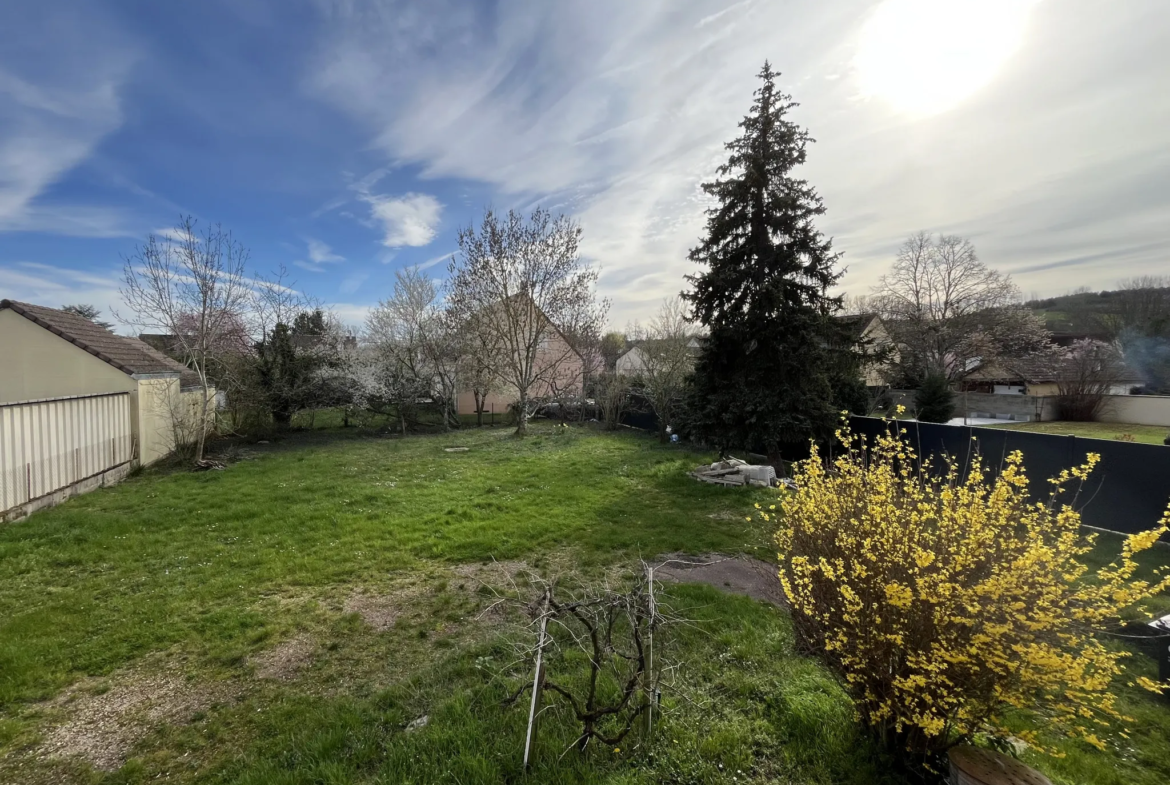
left=888, top=389, right=1058, bottom=421
left=849, top=416, right=1170, bottom=535
left=890, top=389, right=1170, bottom=427
left=1098, top=394, right=1170, bottom=427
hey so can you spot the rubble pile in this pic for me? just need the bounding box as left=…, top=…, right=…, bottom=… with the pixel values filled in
left=689, top=457, right=777, bottom=487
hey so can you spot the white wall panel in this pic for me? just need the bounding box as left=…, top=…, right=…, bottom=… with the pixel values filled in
left=0, top=392, right=133, bottom=514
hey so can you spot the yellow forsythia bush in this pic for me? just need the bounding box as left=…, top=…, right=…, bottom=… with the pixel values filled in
left=766, top=417, right=1170, bottom=757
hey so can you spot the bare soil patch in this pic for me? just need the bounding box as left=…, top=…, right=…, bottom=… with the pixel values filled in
left=37, top=666, right=224, bottom=771
left=452, top=559, right=529, bottom=586
left=343, top=587, right=424, bottom=632
left=654, top=553, right=786, bottom=607
left=251, top=634, right=316, bottom=680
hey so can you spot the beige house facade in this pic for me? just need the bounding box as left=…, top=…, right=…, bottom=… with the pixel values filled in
left=1, top=300, right=212, bottom=519
left=455, top=319, right=585, bottom=417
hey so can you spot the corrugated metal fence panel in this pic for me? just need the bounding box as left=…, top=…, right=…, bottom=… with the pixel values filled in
left=0, top=393, right=133, bottom=514
left=849, top=416, right=1170, bottom=535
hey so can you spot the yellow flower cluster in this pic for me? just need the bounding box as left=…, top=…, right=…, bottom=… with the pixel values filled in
left=769, top=415, right=1170, bottom=756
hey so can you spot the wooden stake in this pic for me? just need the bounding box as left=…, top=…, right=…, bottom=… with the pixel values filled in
left=645, top=565, right=656, bottom=738
left=523, top=588, right=550, bottom=769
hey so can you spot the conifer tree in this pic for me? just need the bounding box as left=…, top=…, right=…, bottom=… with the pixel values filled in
left=914, top=373, right=955, bottom=423
left=682, top=63, right=848, bottom=459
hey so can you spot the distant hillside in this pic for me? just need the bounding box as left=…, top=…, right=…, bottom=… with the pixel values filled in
left=1025, top=287, right=1170, bottom=335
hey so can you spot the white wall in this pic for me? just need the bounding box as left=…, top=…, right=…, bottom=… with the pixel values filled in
left=1098, top=395, right=1170, bottom=427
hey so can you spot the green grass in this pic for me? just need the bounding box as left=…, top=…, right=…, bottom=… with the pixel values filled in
left=983, top=420, right=1170, bottom=445
left=1, top=423, right=1169, bottom=784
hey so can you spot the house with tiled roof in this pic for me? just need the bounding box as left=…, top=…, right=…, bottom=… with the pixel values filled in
left=0, top=300, right=214, bottom=518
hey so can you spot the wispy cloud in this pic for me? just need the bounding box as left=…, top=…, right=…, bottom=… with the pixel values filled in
left=0, top=261, right=126, bottom=329
left=0, top=5, right=136, bottom=237
left=309, top=0, right=1170, bottom=323
left=362, top=192, right=442, bottom=248
left=306, top=0, right=863, bottom=323
left=307, top=237, right=344, bottom=264
left=153, top=226, right=197, bottom=243
left=328, top=301, right=374, bottom=331
left=293, top=237, right=346, bottom=273
left=412, top=249, right=456, bottom=271
left=339, top=271, right=369, bottom=295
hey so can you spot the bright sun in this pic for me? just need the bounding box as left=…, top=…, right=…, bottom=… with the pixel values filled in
left=855, top=0, right=1037, bottom=116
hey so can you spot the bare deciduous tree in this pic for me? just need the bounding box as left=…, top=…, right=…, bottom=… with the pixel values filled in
left=599, top=331, right=627, bottom=373
left=119, top=216, right=252, bottom=463
left=1108, top=276, right=1170, bottom=338
left=629, top=298, right=699, bottom=442
left=364, top=267, right=467, bottom=432
left=366, top=268, right=444, bottom=435
left=447, top=208, right=607, bottom=435
left=1051, top=339, right=1130, bottom=421
left=558, top=321, right=604, bottom=422
left=419, top=307, right=463, bottom=431
left=457, top=306, right=505, bottom=426
left=595, top=372, right=630, bottom=431
left=872, top=232, right=1050, bottom=383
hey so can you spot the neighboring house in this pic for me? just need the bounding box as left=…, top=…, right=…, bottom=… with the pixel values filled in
left=454, top=299, right=586, bottom=416
left=962, top=353, right=1143, bottom=397
left=1, top=300, right=213, bottom=519
left=615, top=337, right=702, bottom=377
left=833, top=313, right=896, bottom=387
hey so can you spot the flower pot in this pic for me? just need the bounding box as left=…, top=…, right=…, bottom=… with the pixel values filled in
left=947, top=745, right=1051, bottom=785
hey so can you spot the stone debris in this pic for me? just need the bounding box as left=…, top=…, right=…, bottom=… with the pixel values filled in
left=689, top=457, right=778, bottom=487
left=405, top=715, right=429, bottom=733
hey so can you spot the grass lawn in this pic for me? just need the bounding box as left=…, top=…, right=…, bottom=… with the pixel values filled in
left=983, top=420, right=1170, bottom=445
left=1, top=424, right=1169, bottom=784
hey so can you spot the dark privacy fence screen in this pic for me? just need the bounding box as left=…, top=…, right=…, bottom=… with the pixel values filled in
left=848, top=417, right=1170, bottom=536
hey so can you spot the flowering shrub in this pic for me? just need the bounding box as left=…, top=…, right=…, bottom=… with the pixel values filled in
left=764, top=416, right=1170, bottom=757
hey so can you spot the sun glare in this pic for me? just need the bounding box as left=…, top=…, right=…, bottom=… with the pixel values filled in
left=855, top=0, right=1036, bottom=116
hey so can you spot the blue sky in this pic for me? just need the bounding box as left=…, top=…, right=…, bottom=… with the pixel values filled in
left=2, top=0, right=1168, bottom=331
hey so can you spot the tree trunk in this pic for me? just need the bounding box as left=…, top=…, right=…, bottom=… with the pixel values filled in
left=516, top=391, right=529, bottom=436
left=195, top=388, right=211, bottom=463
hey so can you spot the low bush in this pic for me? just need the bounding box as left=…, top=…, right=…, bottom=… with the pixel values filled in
left=764, top=416, right=1170, bottom=763
left=913, top=373, right=954, bottom=423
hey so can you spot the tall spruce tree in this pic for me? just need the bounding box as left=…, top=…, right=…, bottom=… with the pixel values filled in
left=682, top=63, right=847, bottom=459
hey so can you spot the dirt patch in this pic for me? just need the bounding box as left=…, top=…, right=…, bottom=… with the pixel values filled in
left=344, top=588, right=424, bottom=632
left=654, top=553, right=786, bottom=608
left=37, top=667, right=223, bottom=771
left=452, top=559, right=529, bottom=586
left=251, top=634, right=316, bottom=680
